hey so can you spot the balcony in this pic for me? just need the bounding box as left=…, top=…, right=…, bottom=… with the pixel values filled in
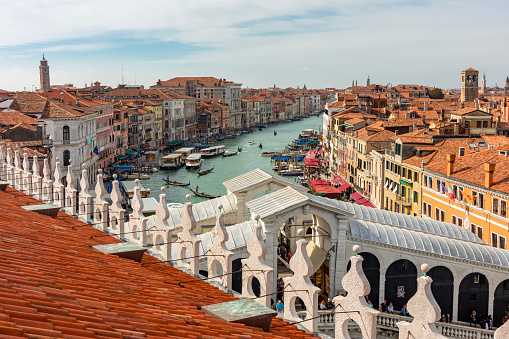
left=97, top=125, right=110, bottom=134
left=396, top=195, right=412, bottom=207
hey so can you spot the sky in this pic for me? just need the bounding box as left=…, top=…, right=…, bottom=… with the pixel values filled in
left=0, top=0, right=508, bottom=91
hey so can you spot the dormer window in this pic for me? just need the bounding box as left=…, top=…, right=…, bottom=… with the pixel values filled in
left=498, top=150, right=508, bottom=157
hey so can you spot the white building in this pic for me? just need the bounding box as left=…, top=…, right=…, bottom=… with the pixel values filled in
left=310, top=94, right=321, bottom=113
left=41, top=101, right=98, bottom=182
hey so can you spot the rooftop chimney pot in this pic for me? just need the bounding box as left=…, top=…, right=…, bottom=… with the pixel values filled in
left=447, top=153, right=456, bottom=176
left=484, top=162, right=496, bottom=188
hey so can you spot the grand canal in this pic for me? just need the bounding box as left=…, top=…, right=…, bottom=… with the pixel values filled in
left=141, top=115, right=323, bottom=204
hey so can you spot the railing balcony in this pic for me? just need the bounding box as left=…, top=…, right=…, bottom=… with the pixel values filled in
left=396, top=195, right=412, bottom=207
left=303, top=311, right=495, bottom=339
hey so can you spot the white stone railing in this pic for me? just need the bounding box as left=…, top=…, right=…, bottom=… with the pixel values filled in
left=298, top=311, right=495, bottom=338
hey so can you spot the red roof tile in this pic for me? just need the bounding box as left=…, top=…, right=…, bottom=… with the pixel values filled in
left=0, top=188, right=314, bottom=339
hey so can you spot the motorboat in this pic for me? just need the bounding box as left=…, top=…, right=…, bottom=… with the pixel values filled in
left=247, top=140, right=255, bottom=145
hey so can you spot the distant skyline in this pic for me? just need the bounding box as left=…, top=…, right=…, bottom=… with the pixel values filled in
left=1, top=0, right=508, bottom=92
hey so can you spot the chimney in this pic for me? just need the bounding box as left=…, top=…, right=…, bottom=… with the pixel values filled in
left=395, top=130, right=398, bottom=136
left=75, top=99, right=79, bottom=107
left=424, top=100, right=428, bottom=111
left=458, top=147, right=465, bottom=157
left=484, top=162, right=495, bottom=188
left=447, top=154, right=456, bottom=176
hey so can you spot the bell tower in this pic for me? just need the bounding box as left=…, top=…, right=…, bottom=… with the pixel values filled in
left=39, top=55, right=50, bottom=93
left=461, top=67, right=478, bottom=102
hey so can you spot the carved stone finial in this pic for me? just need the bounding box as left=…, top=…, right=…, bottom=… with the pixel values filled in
left=333, top=248, right=379, bottom=339
left=207, top=205, right=233, bottom=290
left=109, top=176, right=125, bottom=237
left=94, top=169, right=108, bottom=231
left=495, top=320, right=509, bottom=339
left=78, top=167, right=92, bottom=223
left=186, top=193, right=191, bottom=200
left=283, top=235, right=320, bottom=333
left=129, top=184, right=147, bottom=246
left=242, top=220, right=273, bottom=307
left=177, top=199, right=201, bottom=276
left=152, top=188, right=171, bottom=261
left=396, top=264, right=447, bottom=339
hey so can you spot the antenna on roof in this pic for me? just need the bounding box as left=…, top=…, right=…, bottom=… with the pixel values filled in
left=121, top=65, right=124, bottom=85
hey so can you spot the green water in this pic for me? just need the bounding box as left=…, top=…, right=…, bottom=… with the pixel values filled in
left=142, top=115, right=323, bottom=204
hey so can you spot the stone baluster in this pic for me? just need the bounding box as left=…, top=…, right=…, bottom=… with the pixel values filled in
left=65, top=162, right=77, bottom=216
left=151, top=187, right=171, bottom=261
left=495, top=318, right=509, bottom=338
left=93, top=169, right=108, bottom=231
left=283, top=228, right=320, bottom=334
left=5, top=146, right=13, bottom=184
left=109, top=174, right=125, bottom=238
left=177, top=194, right=201, bottom=276
left=53, top=158, right=65, bottom=207
left=31, top=155, right=42, bottom=201
left=333, top=245, right=379, bottom=339
left=242, top=213, right=273, bottom=307
left=0, top=145, right=5, bottom=181
left=129, top=179, right=148, bottom=246
left=78, top=165, right=92, bottom=223
left=396, top=264, right=447, bottom=339
left=22, top=152, right=32, bottom=196
left=207, top=204, right=233, bottom=291
left=14, top=148, right=22, bottom=189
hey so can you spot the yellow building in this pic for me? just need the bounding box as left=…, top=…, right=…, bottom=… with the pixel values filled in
left=144, top=101, right=163, bottom=146
left=422, top=145, right=509, bottom=248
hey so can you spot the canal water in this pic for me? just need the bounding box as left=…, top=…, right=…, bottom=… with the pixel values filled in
left=142, top=115, right=323, bottom=204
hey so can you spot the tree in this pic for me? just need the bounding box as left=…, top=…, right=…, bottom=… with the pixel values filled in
left=429, top=88, right=444, bottom=99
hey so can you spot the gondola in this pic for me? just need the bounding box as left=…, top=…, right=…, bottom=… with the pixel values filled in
left=259, top=143, right=263, bottom=148
left=190, top=188, right=220, bottom=199
left=222, top=151, right=238, bottom=157
left=198, top=167, right=214, bottom=175
left=163, top=179, right=190, bottom=186
left=274, top=131, right=277, bottom=135
left=238, top=147, right=242, bottom=152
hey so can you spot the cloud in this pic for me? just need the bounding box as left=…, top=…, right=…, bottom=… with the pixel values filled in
left=1, top=0, right=509, bottom=91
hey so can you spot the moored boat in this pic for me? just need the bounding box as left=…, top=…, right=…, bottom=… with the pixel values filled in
left=260, top=151, right=275, bottom=157
left=160, top=154, right=184, bottom=169
left=201, top=145, right=225, bottom=157
left=185, top=153, right=202, bottom=169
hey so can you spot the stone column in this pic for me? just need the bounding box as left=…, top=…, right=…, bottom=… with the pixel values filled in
left=235, top=193, right=245, bottom=223
left=262, top=218, right=279, bottom=298
left=335, top=214, right=350, bottom=293
left=379, top=271, right=386, bottom=308
left=328, top=224, right=339, bottom=298
left=452, top=280, right=460, bottom=322
left=489, top=282, right=495, bottom=322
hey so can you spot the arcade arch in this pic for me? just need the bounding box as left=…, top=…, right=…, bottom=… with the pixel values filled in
left=385, top=259, right=417, bottom=310
left=458, top=273, right=489, bottom=323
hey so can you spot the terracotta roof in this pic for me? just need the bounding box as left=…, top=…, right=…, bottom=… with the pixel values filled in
left=365, top=129, right=395, bottom=142
left=452, top=107, right=490, bottom=116
left=0, top=140, right=45, bottom=157
left=426, top=146, right=509, bottom=194
left=404, top=138, right=484, bottom=167
left=382, top=119, right=425, bottom=128
left=0, top=188, right=314, bottom=339
left=481, top=134, right=509, bottom=148
left=0, top=109, right=39, bottom=127
left=12, top=93, right=48, bottom=114
left=344, top=117, right=364, bottom=125
left=41, top=101, right=95, bottom=119
left=9, top=123, right=37, bottom=132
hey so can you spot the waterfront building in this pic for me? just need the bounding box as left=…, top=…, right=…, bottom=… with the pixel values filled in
left=151, top=77, right=243, bottom=131
left=112, top=107, right=128, bottom=159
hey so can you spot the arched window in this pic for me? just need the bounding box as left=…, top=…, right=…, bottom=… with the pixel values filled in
left=63, top=126, right=70, bottom=142
left=63, top=150, right=70, bottom=167
left=165, top=120, right=169, bottom=129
